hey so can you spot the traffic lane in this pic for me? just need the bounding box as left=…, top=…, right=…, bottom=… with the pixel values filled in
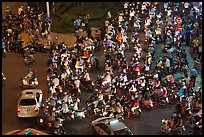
left=124, top=106, right=175, bottom=135
left=2, top=52, right=50, bottom=134
left=62, top=105, right=176, bottom=135
left=2, top=52, right=28, bottom=134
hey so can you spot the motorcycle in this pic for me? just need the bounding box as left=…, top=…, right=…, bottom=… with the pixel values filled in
left=71, top=110, right=86, bottom=120
left=19, top=71, right=38, bottom=89
left=34, top=41, right=47, bottom=53
left=2, top=73, right=6, bottom=85
left=157, top=96, right=168, bottom=107
left=23, top=47, right=35, bottom=57
left=168, top=90, right=178, bottom=104
left=160, top=119, right=185, bottom=135
left=24, top=54, right=35, bottom=66
left=142, top=98, right=154, bottom=109
left=160, top=119, right=172, bottom=135
left=80, top=78, right=94, bottom=92
left=130, top=107, right=142, bottom=118
left=95, top=75, right=103, bottom=88
left=109, top=112, right=124, bottom=121
left=37, top=104, right=49, bottom=129
left=2, top=48, right=6, bottom=57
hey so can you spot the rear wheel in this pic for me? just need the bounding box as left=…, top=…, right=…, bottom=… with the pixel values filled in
left=177, top=127, right=184, bottom=135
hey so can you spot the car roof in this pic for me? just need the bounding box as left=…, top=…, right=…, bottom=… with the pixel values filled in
left=93, top=117, right=128, bottom=131
left=20, top=89, right=42, bottom=99
left=108, top=120, right=128, bottom=131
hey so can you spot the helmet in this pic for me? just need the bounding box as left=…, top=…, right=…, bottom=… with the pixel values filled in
left=163, top=87, right=166, bottom=90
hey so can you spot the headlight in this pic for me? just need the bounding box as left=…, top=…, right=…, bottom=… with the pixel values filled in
left=17, top=108, right=20, bottom=112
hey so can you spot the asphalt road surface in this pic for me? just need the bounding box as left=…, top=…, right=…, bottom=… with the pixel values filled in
left=2, top=44, right=175, bottom=135
left=2, top=3, right=202, bottom=135
left=3, top=34, right=201, bottom=135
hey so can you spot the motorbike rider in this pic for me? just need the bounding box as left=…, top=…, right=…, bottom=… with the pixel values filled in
left=173, top=113, right=185, bottom=131
left=83, top=70, right=91, bottom=82
left=158, top=87, right=168, bottom=103
left=23, top=69, right=37, bottom=85
left=61, top=100, right=69, bottom=114
left=142, top=87, right=154, bottom=108
left=130, top=97, right=140, bottom=114
left=53, top=117, right=65, bottom=134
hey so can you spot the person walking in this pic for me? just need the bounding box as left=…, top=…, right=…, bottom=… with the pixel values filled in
left=190, top=67, right=198, bottom=87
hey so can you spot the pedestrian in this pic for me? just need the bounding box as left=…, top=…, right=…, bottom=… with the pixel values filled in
left=190, top=67, right=198, bottom=87
left=14, top=38, right=19, bottom=52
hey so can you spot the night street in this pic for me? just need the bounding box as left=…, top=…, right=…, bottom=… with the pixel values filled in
left=2, top=2, right=202, bottom=135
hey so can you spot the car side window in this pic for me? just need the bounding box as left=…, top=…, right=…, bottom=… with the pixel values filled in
left=96, top=123, right=111, bottom=134
left=102, top=124, right=111, bottom=134
left=36, top=92, right=40, bottom=102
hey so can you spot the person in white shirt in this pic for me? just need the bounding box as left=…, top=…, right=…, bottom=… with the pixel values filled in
left=129, top=9, right=135, bottom=21
left=122, top=33, right=129, bottom=49
left=107, top=11, right=111, bottom=19
left=74, top=77, right=80, bottom=89
left=184, top=2, right=190, bottom=9
left=124, top=2, right=128, bottom=9
left=62, top=101, right=69, bottom=114
left=53, top=75, right=59, bottom=88
left=84, top=71, right=91, bottom=81
left=165, top=57, right=171, bottom=73
left=102, top=72, right=112, bottom=86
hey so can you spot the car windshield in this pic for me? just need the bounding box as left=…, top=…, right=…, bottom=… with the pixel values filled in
left=114, top=128, right=133, bottom=135
left=19, top=99, right=36, bottom=106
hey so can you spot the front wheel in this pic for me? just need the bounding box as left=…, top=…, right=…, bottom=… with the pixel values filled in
left=135, top=110, right=141, bottom=118
left=160, top=125, right=166, bottom=133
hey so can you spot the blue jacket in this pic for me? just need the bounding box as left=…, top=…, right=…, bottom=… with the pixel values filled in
left=2, top=41, right=5, bottom=48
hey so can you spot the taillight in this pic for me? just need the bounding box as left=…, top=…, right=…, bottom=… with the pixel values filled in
left=58, top=86, right=62, bottom=90
left=39, top=118, right=43, bottom=123
left=35, top=107, right=39, bottom=112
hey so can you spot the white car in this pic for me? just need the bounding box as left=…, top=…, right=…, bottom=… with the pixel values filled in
left=17, top=89, right=43, bottom=118
left=91, top=117, right=133, bottom=135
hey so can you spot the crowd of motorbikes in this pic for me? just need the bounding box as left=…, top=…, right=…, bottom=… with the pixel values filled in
left=19, top=40, right=48, bottom=66
left=3, top=2, right=202, bottom=135
left=35, top=32, right=101, bottom=134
